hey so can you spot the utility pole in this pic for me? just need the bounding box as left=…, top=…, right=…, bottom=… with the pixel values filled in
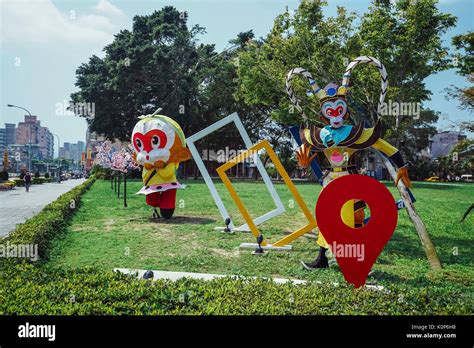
left=7, top=104, right=33, bottom=172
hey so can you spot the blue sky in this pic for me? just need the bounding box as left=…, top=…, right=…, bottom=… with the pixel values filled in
left=1, top=0, right=472, bottom=155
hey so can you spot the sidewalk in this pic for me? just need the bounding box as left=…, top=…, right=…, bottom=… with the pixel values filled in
left=0, top=179, right=86, bottom=238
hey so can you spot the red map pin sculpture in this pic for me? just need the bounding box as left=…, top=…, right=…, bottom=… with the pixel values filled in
left=316, top=174, right=398, bottom=288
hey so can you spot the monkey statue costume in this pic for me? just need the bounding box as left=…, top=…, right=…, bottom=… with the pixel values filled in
left=285, top=56, right=412, bottom=269
left=131, top=111, right=191, bottom=219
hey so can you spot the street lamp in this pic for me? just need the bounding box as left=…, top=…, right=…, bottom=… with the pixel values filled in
left=7, top=104, right=32, bottom=116
left=7, top=104, right=33, bottom=171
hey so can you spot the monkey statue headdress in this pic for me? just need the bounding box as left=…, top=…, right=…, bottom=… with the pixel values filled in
left=131, top=110, right=191, bottom=219
left=285, top=56, right=412, bottom=269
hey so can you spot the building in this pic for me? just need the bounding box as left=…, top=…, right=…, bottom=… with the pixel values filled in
left=69, top=141, right=85, bottom=164
left=429, top=131, right=467, bottom=158
left=16, top=115, right=54, bottom=160
left=38, top=126, right=54, bottom=158
left=16, top=115, right=39, bottom=145
left=7, top=144, right=41, bottom=170
left=85, top=128, right=107, bottom=169
left=59, top=142, right=70, bottom=159
left=58, top=141, right=86, bottom=170
left=0, top=128, right=5, bottom=152
left=5, top=123, right=16, bottom=146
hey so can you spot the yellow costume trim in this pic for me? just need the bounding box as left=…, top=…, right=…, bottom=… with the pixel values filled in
left=371, top=138, right=398, bottom=157
left=143, top=162, right=177, bottom=185
left=355, top=127, right=375, bottom=144
left=304, top=128, right=314, bottom=145
left=137, top=115, right=186, bottom=146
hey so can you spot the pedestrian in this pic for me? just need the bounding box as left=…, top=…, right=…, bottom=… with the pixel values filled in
left=24, top=171, right=32, bottom=192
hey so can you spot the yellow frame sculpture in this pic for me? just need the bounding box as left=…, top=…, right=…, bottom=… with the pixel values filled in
left=216, top=140, right=317, bottom=248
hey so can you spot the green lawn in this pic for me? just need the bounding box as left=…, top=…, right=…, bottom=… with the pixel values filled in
left=45, top=178, right=473, bottom=302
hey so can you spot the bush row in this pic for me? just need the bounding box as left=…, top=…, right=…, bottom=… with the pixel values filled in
left=5, top=177, right=96, bottom=258
left=91, top=164, right=141, bottom=179
left=11, top=177, right=53, bottom=186
left=0, top=177, right=471, bottom=315
left=0, top=261, right=470, bottom=315
left=0, top=180, right=16, bottom=190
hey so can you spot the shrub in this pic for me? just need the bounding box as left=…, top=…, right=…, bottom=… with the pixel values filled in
left=90, top=164, right=112, bottom=179
left=5, top=177, right=96, bottom=258
left=12, top=178, right=25, bottom=187
left=0, top=170, right=9, bottom=181
left=32, top=177, right=46, bottom=184
left=0, top=260, right=470, bottom=315
left=0, top=180, right=16, bottom=190
left=44, top=172, right=50, bottom=178
left=34, top=171, right=40, bottom=178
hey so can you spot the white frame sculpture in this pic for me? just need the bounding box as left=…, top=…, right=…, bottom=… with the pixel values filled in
left=186, top=112, right=285, bottom=231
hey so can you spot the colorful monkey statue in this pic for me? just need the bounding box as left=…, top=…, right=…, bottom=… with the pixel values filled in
left=285, top=56, right=412, bottom=270
left=131, top=111, right=191, bottom=219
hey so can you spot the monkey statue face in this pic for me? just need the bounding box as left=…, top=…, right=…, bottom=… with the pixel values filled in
left=131, top=114, right=191, bottom=170
left=132, top=117, right=176, bottom=166
left=320, top=98, right=348, bottom=129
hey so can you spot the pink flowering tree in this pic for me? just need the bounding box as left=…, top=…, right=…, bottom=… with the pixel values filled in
left=111, top=144, right=140, bottom=207
left=111, top=151, right=125, bottom=172
left=95, top=140, right=113, bottom=168
left=111, top=144, right=139, bottom=173
left=122, top=144, right=140, bottom=173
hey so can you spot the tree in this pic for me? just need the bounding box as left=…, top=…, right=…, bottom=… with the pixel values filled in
left=236, top=0, right=456, bottom=160
left=71, top=7, right=223, bottom=141
left=236, top=0, right=454, bottom=270
left=444, top=31, right=473, bottom=120
left=71, top=8, right=293, bottom=171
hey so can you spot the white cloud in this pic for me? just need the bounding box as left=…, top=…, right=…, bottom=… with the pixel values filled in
left=0, top=0, right=123, bottom=45
left=76, top=14, right=117, bottom=33
left=94, top=0, right=124, bottom=17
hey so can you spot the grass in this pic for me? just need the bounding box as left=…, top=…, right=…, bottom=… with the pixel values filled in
left=44, top=178, right=473, bottom=308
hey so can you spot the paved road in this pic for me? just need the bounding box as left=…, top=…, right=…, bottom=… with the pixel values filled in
left=0, top=179, right=86, bottom=238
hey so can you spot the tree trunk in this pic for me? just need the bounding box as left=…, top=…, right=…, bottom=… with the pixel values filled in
left=374, top=149, right=442, bottom=270
left=118, top=173, right=121, bottom=198
left=123, top=173, right=127, bottom=208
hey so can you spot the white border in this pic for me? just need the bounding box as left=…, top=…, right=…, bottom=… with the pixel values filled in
left=186, top=112, right=285, bottom=231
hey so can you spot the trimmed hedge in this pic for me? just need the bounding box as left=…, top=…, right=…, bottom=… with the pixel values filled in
left=0, top=170, right=9, bottom=181
left=0, top=260, right=470, bottom=315
left=5, top=177, right=96, bottom=258
left=0, top=177, right=471, bottom=315
left=11, top=178, right=25, bottom=186
left=0, top=180, right=16, bottom=190
left=33, top=177, right=52, bottom=184
left=12, top=177, right=53, bottom=186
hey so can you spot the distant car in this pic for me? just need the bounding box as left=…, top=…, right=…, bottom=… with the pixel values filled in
left=424, top=176, right=444, bottom=182
left=461, top=174, right=473, bottom=182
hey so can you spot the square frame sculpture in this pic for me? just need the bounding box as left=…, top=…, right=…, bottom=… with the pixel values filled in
left=216, top=139, right=317, bottom=249
left=186, top=113, right=285, bottom=231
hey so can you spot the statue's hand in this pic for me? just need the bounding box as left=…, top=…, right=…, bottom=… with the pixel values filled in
left=396, top=166, right=413, bottom=189
left=296, top=144, right=317, bottom=169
